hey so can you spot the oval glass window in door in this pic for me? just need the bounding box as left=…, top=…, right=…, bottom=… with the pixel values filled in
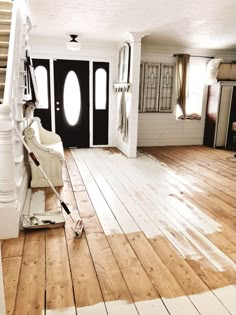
left=63, top=71, right=81, bottom=126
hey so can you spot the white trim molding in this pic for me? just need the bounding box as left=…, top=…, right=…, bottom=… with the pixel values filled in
left=0, top=105, right=18, bottom=239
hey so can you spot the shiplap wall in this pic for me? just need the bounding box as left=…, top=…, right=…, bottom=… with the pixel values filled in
left=138, top=45, right=236, bottom=146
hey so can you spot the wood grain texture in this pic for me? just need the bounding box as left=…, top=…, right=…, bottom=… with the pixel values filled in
left=2, top=257, right=21, bottom=315
left=2, top=146, right=235, bottom=315
left=14, top=231, right=45, bottom=315
left=1, top=231, right=25, bottom=258
left=45, top=227, right=76, bottom=313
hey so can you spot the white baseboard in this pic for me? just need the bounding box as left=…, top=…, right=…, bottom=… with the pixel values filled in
left=137, top=138, right=203, bottom=146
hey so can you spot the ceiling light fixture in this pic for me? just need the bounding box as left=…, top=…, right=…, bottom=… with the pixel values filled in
left=66, top=34, right=81, bottom=51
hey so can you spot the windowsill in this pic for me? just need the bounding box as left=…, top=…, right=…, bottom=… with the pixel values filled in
left=176, top=118, right=202, bottom=122
left=177, top=114, right=202, bottom=121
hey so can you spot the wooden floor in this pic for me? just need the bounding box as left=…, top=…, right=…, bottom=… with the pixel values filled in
left=1, top=146, right=236, bottom=315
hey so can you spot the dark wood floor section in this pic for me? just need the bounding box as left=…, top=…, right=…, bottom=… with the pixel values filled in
left=1, top=146, right=236, bottom=315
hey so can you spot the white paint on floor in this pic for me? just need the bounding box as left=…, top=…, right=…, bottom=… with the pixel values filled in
left=213, top=286, right=236, bottom=314
left=44, top=290, right=235, bottom=315
left=69, top=149, right=235, bottom=315
left=105, top=300, right=138, bottom=315
left=45, top=306, right=76, bottom=314
left=135, top=298, right=169, bottom=314
left=100, top=149, right=235, bottom=271
left=189, top=290, right=230, bottom=315
left=162, top=296, right=199, bottom=315
left=77, top=302, right=107, bottom=314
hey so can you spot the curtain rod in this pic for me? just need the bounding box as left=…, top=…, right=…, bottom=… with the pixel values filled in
left=173, top=54, right=214, bottom=59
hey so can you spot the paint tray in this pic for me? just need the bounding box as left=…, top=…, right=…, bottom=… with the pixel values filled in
left=22, top=211, right=65, bottom=230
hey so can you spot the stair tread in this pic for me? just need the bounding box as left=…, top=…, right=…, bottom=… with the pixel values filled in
left=0, top=30, right=10, bottom=34
left=0, top=1, right=13, bottom=6
left=0, top=19, right=11, bottom=24
left=0, top=9, right=11, bottom=13
left=0, top=68, right=6, bottom=72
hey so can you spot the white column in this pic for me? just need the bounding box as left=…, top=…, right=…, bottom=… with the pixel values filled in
left=127, top=34, right=143, bottom=157
left=116, top=32, right=148, bottom=158
left=0, top=105, right=18, bottom=240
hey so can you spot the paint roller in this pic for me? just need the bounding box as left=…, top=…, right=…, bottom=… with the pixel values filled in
left=15, top=126, right=84, bottom=237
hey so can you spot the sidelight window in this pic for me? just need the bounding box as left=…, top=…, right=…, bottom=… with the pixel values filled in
left=95, top=68, right=107, bottom=110
left=35, top=66, right=48, bottom=109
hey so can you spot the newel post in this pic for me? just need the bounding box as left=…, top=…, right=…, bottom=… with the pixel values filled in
left=0, top=105, right=18, bottom=240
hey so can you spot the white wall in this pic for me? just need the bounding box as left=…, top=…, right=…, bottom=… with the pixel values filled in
left=138, top=45, right=236, bottom=146
left=30, top=37, right=236, bottom=150
left=29, top=36, right=119, bottom=147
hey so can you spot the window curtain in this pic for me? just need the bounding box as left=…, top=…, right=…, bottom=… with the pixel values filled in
left=176, top=54, right=190, bottom=118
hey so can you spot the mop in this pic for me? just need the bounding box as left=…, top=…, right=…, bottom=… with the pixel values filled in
left=15, top=127, right=84, bottom=237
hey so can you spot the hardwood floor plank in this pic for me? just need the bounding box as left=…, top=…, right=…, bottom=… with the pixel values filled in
left=146, top=146, right=236, bottom=198
left=60, top=163, right=107, bottom=314
left=71, top=149, right=201, bottom=315
left=108, top=149, right=235, bottom=273
left=78, top=148, right=234, bottom=313
left=94, top=149, right=204, bottom=259
left=14, top=231, right=45, bottom=315
left=2, top=231, right=25, bottom=258
left=3, top=145, right=234, bottom=315
left=45, top=227, right=76, bottom=314
left=65, top=150, right=139, bottom=315
left=2, top=257, right=22, bottom=315
left=149, top=236, right=231, bottom=314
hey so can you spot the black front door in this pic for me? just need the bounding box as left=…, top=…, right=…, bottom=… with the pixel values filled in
left=54, top=59, right=89, bottom=147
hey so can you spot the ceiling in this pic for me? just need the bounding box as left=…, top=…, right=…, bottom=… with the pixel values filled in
left=28, top=0, right=236, bottom=51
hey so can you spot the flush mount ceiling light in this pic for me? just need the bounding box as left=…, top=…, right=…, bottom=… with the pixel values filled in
left=66, top=34, right=81, bottom=51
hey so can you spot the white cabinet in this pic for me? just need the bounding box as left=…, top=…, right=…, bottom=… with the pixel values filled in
left=204, top=82, right=236, bottom=149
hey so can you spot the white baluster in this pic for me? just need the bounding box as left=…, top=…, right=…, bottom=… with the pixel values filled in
left=0, top=105, right=18, bottom=239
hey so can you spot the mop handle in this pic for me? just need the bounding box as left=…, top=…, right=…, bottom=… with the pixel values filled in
left=14, top=127, right=71, bottom=216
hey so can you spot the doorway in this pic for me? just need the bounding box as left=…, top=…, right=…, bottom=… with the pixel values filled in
left=53, top=59, right=90, bottom=148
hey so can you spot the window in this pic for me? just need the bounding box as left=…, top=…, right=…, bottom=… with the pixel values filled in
left=63, top=71, right=81, bottom=126
left=176, top=57, right=208, bottom=119
left=139, top=62, right=175, bottom=113
left=95, top=68, right=107, bottom=110
left=159, top=64, right=175, bottom=112
left=35, top=66, right=48, bottom=109
left=118, top=43, right=131, bottom=83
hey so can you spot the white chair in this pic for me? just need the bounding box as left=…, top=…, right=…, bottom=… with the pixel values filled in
left=24, top=117, right=64, bottom=187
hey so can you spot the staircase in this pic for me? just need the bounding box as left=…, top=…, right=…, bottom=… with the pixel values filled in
left=0, top=0, right=31, bottom=240
left=0, top=0, right=12, bottom=103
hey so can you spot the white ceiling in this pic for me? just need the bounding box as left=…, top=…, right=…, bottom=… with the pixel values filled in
left=28, top=0, right=236, bottom=51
